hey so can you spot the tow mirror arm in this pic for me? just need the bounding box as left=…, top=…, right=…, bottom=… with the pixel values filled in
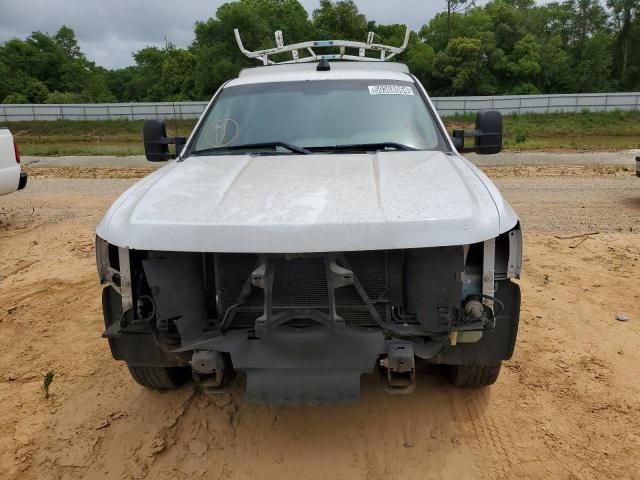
left=452, top=129, right=502, bottom=154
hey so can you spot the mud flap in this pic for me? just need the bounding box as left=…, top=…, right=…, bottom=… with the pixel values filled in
left=186, top=326, right=385, bottom=405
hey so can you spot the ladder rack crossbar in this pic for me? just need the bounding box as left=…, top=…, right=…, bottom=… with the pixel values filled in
left=234, top=27, right=410, bottom=65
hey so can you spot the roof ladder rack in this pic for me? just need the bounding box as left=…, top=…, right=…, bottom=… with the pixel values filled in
left=234, top=26, right=411, bottom=66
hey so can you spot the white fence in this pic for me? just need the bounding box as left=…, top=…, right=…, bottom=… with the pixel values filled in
left=1, top=93, right=639, bottom=121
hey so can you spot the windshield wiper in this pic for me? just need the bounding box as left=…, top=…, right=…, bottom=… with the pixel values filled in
left=191, top=141, right=310, bottom=156
left=307, top=142, right=417, bottom=153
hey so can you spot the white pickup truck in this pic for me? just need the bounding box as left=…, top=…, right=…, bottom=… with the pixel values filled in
left=0, top=128, right=27, bottom=196
left=96, top=29, right=522, bottom=405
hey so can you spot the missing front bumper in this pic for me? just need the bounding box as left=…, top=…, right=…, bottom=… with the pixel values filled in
left=183, top=325, right=386, bottom=405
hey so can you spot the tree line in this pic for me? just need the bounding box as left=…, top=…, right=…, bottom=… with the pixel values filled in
left=1, top=0, right=639, bottom=104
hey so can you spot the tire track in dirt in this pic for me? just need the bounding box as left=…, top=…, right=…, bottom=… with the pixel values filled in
left=449, top=390, right=521, bottom=480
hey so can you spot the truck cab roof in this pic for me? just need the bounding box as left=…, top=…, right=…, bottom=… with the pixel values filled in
left=230, top=61, right=412, bottom=86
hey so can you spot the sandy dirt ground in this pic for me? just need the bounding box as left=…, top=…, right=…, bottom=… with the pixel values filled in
left=0, top=167, right=639, bottom=480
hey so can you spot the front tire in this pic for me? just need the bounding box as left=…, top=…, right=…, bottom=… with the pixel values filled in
left=446, top=363, right=502, bottom=387
left=127, top=365, right=192, bottom=390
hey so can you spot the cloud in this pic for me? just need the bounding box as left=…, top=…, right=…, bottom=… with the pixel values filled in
left=0, top=0, right=444, bottom=69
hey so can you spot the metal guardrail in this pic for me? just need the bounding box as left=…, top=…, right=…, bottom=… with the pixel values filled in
left=0, top=102, right=208, bottom=122
left=0, top=93, right=639, bottom=121
left=433, top=92, right=640, bottom=116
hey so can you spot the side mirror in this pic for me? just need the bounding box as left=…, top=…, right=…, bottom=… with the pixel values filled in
left=451, top=110, right=503, bottom=155
left=143, top=119, right=187, bottom=162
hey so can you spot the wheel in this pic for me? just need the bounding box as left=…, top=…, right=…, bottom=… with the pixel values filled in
left=446, top=363, right=502, bottom=387
left=127, top=365, right=192, bottom=390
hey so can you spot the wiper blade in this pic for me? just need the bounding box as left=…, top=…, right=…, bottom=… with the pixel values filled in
left=191, top=142, right=310, bottom=156
left=308, top=142, right=417, bottom=152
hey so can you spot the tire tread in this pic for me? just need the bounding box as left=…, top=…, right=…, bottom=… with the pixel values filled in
left=127, top=365, right=191, bottom=390
left=448, top=363, right=502, bottom=387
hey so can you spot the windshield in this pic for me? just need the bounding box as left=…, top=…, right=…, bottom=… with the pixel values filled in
left=188, top=80, right=446, bottom=154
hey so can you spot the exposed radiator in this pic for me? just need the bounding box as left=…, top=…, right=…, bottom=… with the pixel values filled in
left=213, top=251, right=389, bottom=328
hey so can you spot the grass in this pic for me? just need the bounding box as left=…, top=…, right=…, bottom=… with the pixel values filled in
left=2, top=111, right=640, bottom=156
left=446, top=110, right=640, bottom=151
left=4, top=119, right=195, bottom=156
left=20, top=143, right=145, bottom=156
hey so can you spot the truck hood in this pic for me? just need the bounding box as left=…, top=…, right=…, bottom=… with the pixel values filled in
left=97, top=151, right=518, bottom=253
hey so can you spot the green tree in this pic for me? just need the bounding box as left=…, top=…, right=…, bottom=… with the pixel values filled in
left=446, top=0, right=476, bottom=36
left=45, top=91, right=84, bottom=103
left=25, top=79, right=50, bottom=103
left=433, top=36, right=480, bottom=94
left=0, top=26, right=115, bottom=103
left=607, top=0, right=640, bottom=88
left=191, top=0, right=310, bottom=97
left=81, top=72, right=116, bottom=102
left=54, top=25, right=83, bottom=59
left=406, top=42, right=435, bottom=85
left=0, top=0, right=635, bottom=102
left=312, top=0, right=367, bottom=40
left=2, top=93, right=28, bottom=104
left=501, top=34, right=543, bottom=93
left=420, top=8, right=493, bottom=52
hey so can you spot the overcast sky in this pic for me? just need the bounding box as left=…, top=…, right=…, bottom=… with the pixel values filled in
left=0, top=0, right=452, bottom=69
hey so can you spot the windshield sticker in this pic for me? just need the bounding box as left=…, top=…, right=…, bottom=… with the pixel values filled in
left=368, top=85, right=414, bottom=96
